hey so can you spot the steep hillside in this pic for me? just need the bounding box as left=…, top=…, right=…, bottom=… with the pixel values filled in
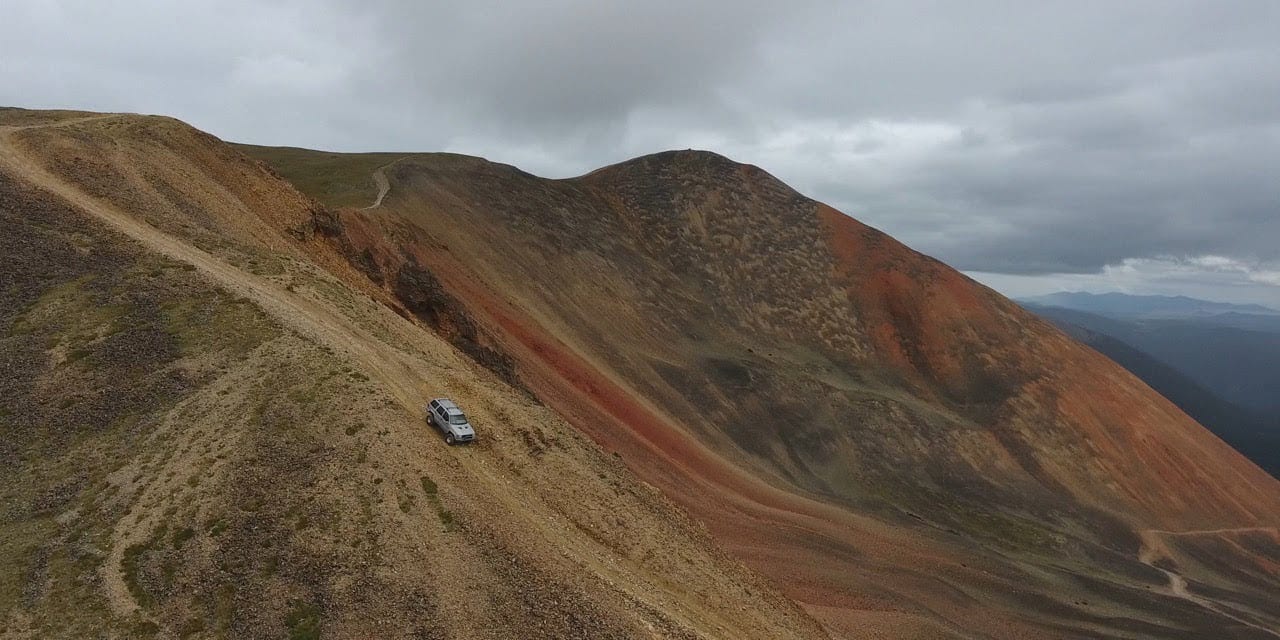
left=1028, top=304, right=1280, bottom=478
left=0, top=109, right=827, bottom=640
left=1020, top=298, right=1280, bottom=416
left=240, top=143, right=1280, bottom=639
left=1111, top=321, right=1280, bottom=416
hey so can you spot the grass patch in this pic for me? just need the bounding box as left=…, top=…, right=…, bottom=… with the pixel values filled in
left=0, top=520, right=56, bottom=623
left=232, top=144, right=406, bottom=209
left=171, top=527, right=195, bottom=549
left=284, top=599, right=321, bottom=640
left=11, top=278, right=126, bottom=337
left=419, top=474, right=454, bottom=529
left=214, top=584, right=235, bottom=631
left=207, top=519, right=228, bottom=537
left=132, top=619, right=160, bottom=637
left=120, top=546, right=151, bottom=608
left=178, top=617, right=205, bottom=638
left=944, top=503, right=1058, bottom=550
left=120, top=524, right=170, bottom=609
left=65, top=347, right=93, bottom=364
left=160, top=291, right=278, bottom=356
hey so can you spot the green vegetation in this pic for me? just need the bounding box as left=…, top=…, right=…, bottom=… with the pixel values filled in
left=160, top=290, right=278, bottom=355
left=0, top=520, right=56, bottom=623
left=213, top=584, right=235, bottom=632
left=171, top=527, right=195, bottom=549
left=419, top=474, right=454, bottom=529
left=0, top=257, right=214, bottom=635
left=177, top=617, right=205, bottom=638
left=284, top=599, right=322, bottom=640
left=207, top=519, right=228, bottom=537
left=132, top=619, right=161, bottom=637
left=9, top=277, right=127, bottom=355
left=121, top=525, right=168, bottom=609
left=944, top=504, right=1059, bottom=551
left=233, top=143, right=405, bottom=209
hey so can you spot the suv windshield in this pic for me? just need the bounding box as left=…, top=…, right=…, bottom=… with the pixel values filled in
left=447, top=413, right=468, bottom=425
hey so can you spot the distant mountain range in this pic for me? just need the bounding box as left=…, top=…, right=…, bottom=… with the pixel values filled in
left=1022, top=293, right=1280, bottom=478
left=1023, top=291, right=1280, bottom=319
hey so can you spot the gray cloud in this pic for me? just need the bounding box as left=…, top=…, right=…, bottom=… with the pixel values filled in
left=2, top=0, right=1278, bottom=303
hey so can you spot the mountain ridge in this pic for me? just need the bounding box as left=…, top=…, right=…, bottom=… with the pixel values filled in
left=1, top=108, right=827, bottom=639
left=1022, top=299, right=1280, bottom=416
left=2, top=108, right=1277, bottom=638
left=245, top=136, right=1280, bottom=636
left=1022, top=291, right=1280, bottom=317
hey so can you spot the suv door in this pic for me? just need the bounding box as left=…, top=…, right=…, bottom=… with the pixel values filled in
left=436, top=406, right=449, bottom=427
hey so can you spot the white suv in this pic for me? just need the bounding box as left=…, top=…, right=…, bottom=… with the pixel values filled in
left=427, top=398, right=476, bottom=445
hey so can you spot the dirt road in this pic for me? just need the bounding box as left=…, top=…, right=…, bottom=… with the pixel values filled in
left=1138, top=528, right=1280, bottom=638
left=363, top=158, right=405, bottom=209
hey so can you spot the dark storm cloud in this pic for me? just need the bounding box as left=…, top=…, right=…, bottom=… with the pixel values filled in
left=2, top=0, right=1278, bottom=301
left=363, top=1, right=797, bottom=129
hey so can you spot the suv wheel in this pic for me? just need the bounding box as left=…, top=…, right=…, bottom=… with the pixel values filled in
left=446, top=433, right=456, bottom=445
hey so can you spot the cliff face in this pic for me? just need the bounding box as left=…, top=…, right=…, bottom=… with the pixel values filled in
left=253, top=146, right=1280, bottom=638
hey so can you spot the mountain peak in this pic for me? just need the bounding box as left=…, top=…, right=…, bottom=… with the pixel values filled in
left=582, top=149, right=787, bottom=187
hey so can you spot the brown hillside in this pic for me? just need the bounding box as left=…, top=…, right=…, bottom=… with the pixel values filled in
left=3, top=105, right=1276, bottom=639
left=237, top=144, right=1280, bottom=639
left=0, top=109, right=827, bottom=639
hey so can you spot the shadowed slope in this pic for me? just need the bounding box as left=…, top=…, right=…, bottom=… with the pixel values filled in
left=1029, top=304, right=1280, bottom=479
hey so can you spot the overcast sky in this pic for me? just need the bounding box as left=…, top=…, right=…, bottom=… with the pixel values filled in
left=3, top=1, right=1279, bottom=305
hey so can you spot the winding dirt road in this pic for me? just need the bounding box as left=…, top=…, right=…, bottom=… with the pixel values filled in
left=363, top=157, right=405, bottom=209
left=1138, top=527, right=1280, bottom=638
